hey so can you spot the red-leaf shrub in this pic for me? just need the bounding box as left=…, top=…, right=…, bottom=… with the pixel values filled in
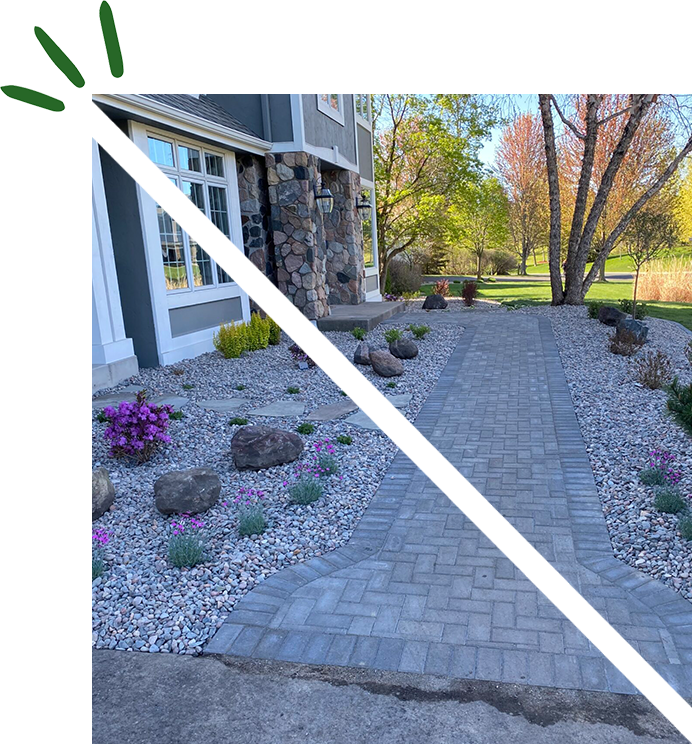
left=462, top=280, right=477, bottom=306
left=433, top=279, right=450, bottom=297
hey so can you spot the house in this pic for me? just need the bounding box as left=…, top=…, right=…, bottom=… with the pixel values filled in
left=92, top=94, right=381, bottom=391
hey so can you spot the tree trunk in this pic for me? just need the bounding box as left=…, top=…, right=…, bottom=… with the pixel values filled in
left=476, top=252, right=482, bottom=281
left=632, top=267, right=640, bottom=319
left=538, top=95, right=564, bottom=305
left=598, top=260, right=606, bottom=282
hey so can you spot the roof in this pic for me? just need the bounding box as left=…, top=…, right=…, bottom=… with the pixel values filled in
left=140, top=94, right=261, bottom=139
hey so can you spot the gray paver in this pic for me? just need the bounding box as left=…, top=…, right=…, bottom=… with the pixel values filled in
left=198, top=398, right=247, bottom=413
left=206, top=312, right=692, bottom=697
left=306, top=400, right=359, bottom=421
left=249, top=400, right=305, bottom=417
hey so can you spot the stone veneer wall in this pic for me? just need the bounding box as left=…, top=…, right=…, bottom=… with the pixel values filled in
left=321, top=169, right=366, bottom=305
left=236, top=154, right=275, bottom=287
left=266, top=152, right=329, bottom=320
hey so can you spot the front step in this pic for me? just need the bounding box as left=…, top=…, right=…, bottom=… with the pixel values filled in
left=316, top=301, right=405, bottom=332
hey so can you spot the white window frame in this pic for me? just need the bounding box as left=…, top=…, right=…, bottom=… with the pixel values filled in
left=355, top=94, right=371, bottom=129
left=141, top=130, right=237, bottom=299
left=316, top=94, right=345, bottom=126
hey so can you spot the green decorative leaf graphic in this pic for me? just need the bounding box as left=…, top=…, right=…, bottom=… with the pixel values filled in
left=100, top=1, right=123, bottom=78
left=34, top=26, right=85, bottom=87
left=1, top=85, right=65, bottom=111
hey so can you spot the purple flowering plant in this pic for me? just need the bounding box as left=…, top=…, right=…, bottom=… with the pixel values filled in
left=102, top=391, right=173, bottom=463
left=230, top=487, right=267, bottom=536
left=383, top=293, right=403, bottom=302
left=288, top=343, right=316, bottom=368
left=640, top=450, right=682, bottom=487
left=168, top=512, right=206, bottom=568
left=286, top=439, right=343, bottom=504
left=92, top=528, right=110, bottom=580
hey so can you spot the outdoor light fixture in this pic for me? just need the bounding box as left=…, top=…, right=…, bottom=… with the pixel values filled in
left=356, top=194, right=372, bottom=221
left=314, top=183, right=335, bottom=214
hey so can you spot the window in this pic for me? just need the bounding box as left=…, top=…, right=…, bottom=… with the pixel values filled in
left=355, top=94, right=370, bottom=123
left=146, top=133, right=236, bottom=291
left=317, top=93, right=344, bottom=125
left=361, top=189, right=375, bottom=268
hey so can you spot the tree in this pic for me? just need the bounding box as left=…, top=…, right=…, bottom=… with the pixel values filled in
left=677, top=163, right=692, bottom=243
left=495, top=113, right=549, bottom=275
left=624, top=210, right=679, bottom=318
left=373, top=94, right=498, bottom=287
left=447, top=177, right=510, bottom=279
left=538, top=94, right=692, bottom=305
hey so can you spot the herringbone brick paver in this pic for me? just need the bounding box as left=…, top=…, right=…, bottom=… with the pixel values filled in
left=206, top=312, right=692, bottom=695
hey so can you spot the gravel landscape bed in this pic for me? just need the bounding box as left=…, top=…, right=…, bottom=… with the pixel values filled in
left=320, top=322, right=464, bottom=421
left=92, top=322, right=465, bottom=654
left=520, top=305, right=691, bottom=600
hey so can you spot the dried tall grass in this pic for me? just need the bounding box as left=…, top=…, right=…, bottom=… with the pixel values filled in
left=637, top=256, right=692, bottom=303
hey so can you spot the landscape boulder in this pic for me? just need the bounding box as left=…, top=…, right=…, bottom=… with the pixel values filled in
left=92, top=467, right=115, bottom=521
left=616, top=317, right=648, bottom=344
left=598, top=305, right=626, bottom=327
left=154, top=467, right=221, bottom=515
left=353, top=342, right=371, bottom=366
left=370, top=349, right=404, bottom=377
left=389, top=339, right=418, bottom=360
left=231, top=425, right=304, bottom=471
left=422, top=294, right=448, bottom=310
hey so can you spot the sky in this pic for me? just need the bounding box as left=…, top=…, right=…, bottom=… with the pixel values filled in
left=478, top=94, right=539, bottom=167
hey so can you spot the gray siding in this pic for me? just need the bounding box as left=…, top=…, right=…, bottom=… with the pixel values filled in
left=302, top=95, right=357, bottom=165
left=169, top=298, right=243, bottom=337
left=99, top=143, right=160, bottom=368
left=357, top=123, right=374, bottom=182
left=206, top=94, right=293, bottom=142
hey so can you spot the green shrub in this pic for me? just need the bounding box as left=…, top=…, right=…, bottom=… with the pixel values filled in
left=169, top=410, right=184, bottom=421
left=386, top=261, right=422, bottom=296
left=214, top=322, right=247, bottom=358
left=336, top=434, right=353, bottom=445
left=351, top=327, right=367, bottom=341
left=267, top=317, right=282, bottom=345
left=182, top=383, right=194, bottom=390
left=95, top=410, right=108, bottom=423
left=386, top=381, right=397, bottom=388
left=238, top=504, right=266, bottom=537
left=587, top=301, right=603, bottom=319
left=229, top=417, right=248, bottom=426
left=317, top=454, right=338, bottom=476
left=619, top=299, right=648, bottom=319
left=666, top=377, right=692, bottom=436
left=639, top=467, right=668, bottom=486
left=384, top=328, right=403, bottom=343
left=679, top=515, right=692, bottom=541
left=287, top=386, right=300, bottom=394
left=246, top=313, right=271, bottom=351
left=408, top=324, right=430, bottom=340
left=236, top=384, right=246, bottom=391
left=653, top=485, right=686, bottom=514
left=339, top=390, right=347, bottom=396
left=289, top=476, right=324, bottom=505
left=296, top=422, right=315, bottom=435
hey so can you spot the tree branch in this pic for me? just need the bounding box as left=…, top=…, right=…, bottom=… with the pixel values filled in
left=549, top=95, right=585, bottom=139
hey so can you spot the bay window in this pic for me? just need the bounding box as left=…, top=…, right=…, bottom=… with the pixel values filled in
left=146, top=134, right=236, bottom=292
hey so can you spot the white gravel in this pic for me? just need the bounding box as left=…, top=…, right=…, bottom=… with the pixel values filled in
left=519, top=305, right=691, bottom=601
left=92, top=322, right=464, bottom=653
left=322, top=322, right=464, bottom=421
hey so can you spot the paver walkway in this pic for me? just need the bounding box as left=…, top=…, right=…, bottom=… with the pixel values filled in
left=206, top=312, right=692, bottom=696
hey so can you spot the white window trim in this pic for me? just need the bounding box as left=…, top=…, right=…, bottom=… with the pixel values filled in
left=316, top=94, right=345, bottom=126
left=140, top=127, right=239, bottom=297
left=355, top=94, right=372, bottom=130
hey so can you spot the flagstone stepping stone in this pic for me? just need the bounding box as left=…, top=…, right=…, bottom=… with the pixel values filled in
left=344, top=410, right=379, bottom=431
left=306, top=400, right=358, bottom=421
left=149, top=395, right=190, bottom=408
left=198, top=398, right=247, bottom=413
left=386, top=393, right=413, bottom=408
left=249, top=400, right=305, bottom=417
left=92, top=386, right=146, bottom=408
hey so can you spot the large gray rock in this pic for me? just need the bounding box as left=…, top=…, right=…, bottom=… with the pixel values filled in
left=231, top=425, right=304, bottom=471
left=353, top=342, right=371, bottom=366
left=154, top=468, right=221, bottom=515
left=370, top=349, right=404, bottom=377
left=92, top=468, right=115, bottom=521
left=598, top=305, right=626, bottom=327
left=422, top=294, right=448, bottom=310
left=389, top=339, right=418, bottom=359
left=616, top=317, right=648, bottom=344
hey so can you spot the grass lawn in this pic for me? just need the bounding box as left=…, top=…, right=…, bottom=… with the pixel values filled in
left=524, top=245, right=691, bottom=275
left=419, top=280, right=692, bottom=331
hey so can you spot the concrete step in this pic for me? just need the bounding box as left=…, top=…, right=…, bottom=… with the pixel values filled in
left=317, top=301, right=405, bottom=332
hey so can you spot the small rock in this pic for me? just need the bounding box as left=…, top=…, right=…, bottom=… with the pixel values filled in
left=154, top=468, right=221, bottom=515
left=422, top=294, right=448, bottom=310
left=370, top=350, right=404, bottom=377
left=597, top=305, right=625, bottom=326
left=389, top=339, right=418, bottom=359
left=353, top=342, right=371, bottom=366
left=92, top=467, right=115, bottom=521
left=616, top=317, right=648, bottom=344
left=231, top=425, right=304, bottom=471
